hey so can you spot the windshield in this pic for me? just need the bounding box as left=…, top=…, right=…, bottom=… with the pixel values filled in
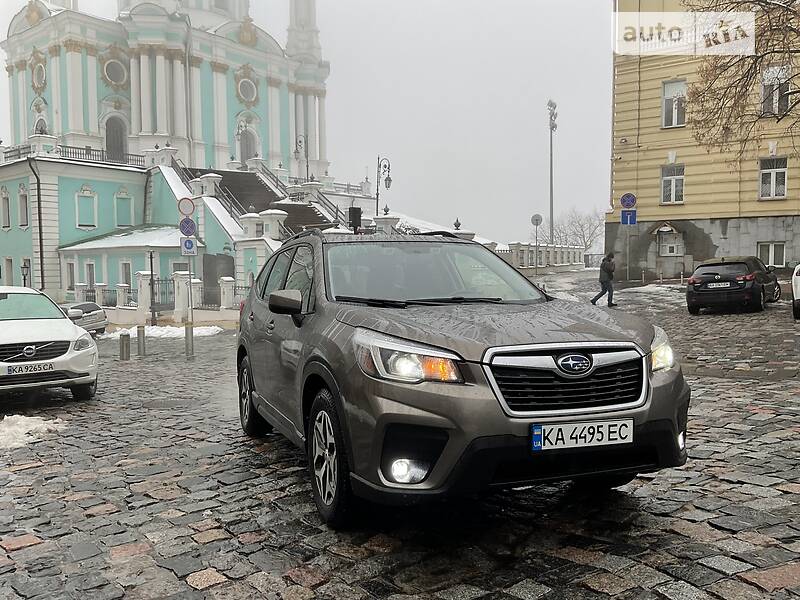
left=694, top=263, right=749, bottom=277
left=0, top=293, right=67, bottom=321
left=325, top=241, right=546, bottom=304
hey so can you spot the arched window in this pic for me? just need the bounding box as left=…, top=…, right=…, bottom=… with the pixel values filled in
left=105, top=116, right=127, bottom=162
left=240, top=128, right=257, bottom=163
left=34, top=118, right=47, bottom=135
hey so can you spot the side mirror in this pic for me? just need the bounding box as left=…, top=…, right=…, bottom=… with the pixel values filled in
left=269, top=290, right=303, bottom=315
left=67, top=308, right=84, bottom=320
left=768, top=265, right=776, bottom=273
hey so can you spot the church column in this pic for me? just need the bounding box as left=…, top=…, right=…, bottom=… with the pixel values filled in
left=15, top=61, right=27, bottom=140
left=140, top=47, right=152, bottom=134
left=154, top=47, right=168, bottom=135
left=85, top=44, right=99, bottom=136
left=64, top=41, right=84, bottom=134
left=268, top=77, right=281, bottom=164
left=294, top=89, right=305, bottom=178
left=6, top=65, right=15, bottom=142
left=288, top=84, right=296, bottom=156
left=211, top=60, right=229, bottom=167
left=171, top=50, right=187, bottom=139
left=48, top=45, right=62, bottom=136
left=129, top=50, right=141, bottom=135
left=318, top=91, right=327, bottom=163
left=189, top=56, right=203, bottom=166
left=306, top=93, right=318, bottom=162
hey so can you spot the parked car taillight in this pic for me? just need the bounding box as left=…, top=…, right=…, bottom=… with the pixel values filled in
left=736, top=273, right=756, bottom=282
left=687, top=277, right=701, bottom=285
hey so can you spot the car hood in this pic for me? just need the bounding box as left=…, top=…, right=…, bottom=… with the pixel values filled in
left=0, top=319, right=83, bottom=344
left=335, top=300, right=656, bottom=362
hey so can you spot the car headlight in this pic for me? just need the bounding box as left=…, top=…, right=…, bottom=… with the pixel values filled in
left=353, top=329, right=463, bottom=384
left=650, top=326, right=675, bottom=372
left=74, top=334, right=95, bottom=352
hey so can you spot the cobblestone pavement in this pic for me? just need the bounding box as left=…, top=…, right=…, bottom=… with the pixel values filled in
left=1, top=278, right=799, bottom=600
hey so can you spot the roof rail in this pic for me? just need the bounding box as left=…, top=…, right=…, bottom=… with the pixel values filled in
left=284, top=228, right=325, bottom=243
left=415, top=230, right=461, bottom=239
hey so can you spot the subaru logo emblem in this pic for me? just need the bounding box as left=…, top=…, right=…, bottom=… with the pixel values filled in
left=22, top=345, right=36, bottom=358
left=557, top=354, right=592, bottom=376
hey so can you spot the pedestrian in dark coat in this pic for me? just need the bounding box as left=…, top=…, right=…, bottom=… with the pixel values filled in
left=592, top=253, right=618, bottom=307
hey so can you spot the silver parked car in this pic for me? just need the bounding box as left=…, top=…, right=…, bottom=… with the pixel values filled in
left=60, top=302, right=108, bottom=335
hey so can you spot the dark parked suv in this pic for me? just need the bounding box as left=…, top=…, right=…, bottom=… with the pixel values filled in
left=686, top=256, right=781, bottom=314
left=237, top=232, right=691, bottom=526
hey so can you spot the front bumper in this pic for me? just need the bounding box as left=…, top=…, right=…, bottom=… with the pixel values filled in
left=0, top=348, right=98, bottom=393
left=343, top=361, right=690, bottom=505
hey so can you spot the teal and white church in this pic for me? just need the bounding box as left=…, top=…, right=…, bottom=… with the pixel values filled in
left=0, top=0, right=369, bottom=308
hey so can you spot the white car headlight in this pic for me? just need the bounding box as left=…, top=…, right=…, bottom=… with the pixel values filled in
left=74, top=333, right=95, bottom=352
left=650, top=326, right=675, bottom=372
left=353, top=329, right=463, bottom=384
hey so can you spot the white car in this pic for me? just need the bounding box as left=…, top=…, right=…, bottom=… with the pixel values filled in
left=0, top=287, right=98, bottom=400
left=793, top=265, right=800, bottom=321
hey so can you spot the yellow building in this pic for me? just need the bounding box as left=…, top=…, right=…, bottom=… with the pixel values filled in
left=608, top=0, right=798, bottom=278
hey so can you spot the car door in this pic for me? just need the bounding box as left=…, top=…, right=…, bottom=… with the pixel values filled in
left=271, top=245, right=315, bottom=422
left=753, top=258, right=776, bottom=299
left=249, top=250, right=293, bottom=404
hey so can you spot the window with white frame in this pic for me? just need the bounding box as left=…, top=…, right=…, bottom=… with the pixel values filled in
left=663, top=80, right=687, bottom=128
left=760, top=158, right=788, bottom=199
left=758, top=242, right=785, bottom=267
left=76, top=187, right=98, bottom=229
left=85, top=263, right=96, bottom=288
left=762, top=66, right=791, bottom=117
left=518, top=249, right=525, bottom=266
left=171, top=261, right=189, bottom=274
left=66, top=262, right=76, bottom=291
left=658, top=226, right=685, bottom=257
left=3, top=258, right=12, bottom=285
left=18, top=188, right=28, bottom=227
left=1, top=191, right=9, bottom=228
left=115, top=193, right=133, bottom=228
left=120, top=261, right=132, bottom=287
left=661, top=165, right=685, bottom=204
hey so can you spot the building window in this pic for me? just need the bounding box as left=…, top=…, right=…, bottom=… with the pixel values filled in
left=19, top=189, right=28, bottom=228
left=34, top=118, right=47, bottom=135
left=255, top=222, right=264, bottom=237
left=104, top=60, right=128, bottom=86
left=3, top=258, right=12, bottom=286
left=86, top=263, right=96, bottom=289
left=1, top=192, right=9, bottom=228
left=76, top=191, right=97, bottom=229
left=171, top=262, right=189, bottom=274
left=762, top=66, right=790, bottom=117
left=760, top=158, right=787, bottom=199
left=66, top=262, right=76, bottom=291
left=105, top=116, right=128, bottom=162
left=120, top=261, right=132, bottom=287
left=658, top=229, right=685, bottom=257
left=239, top=127, right=258, bottom=162
left=518, top=249, right=525, bottom=267
left=116, top=194, right=133, bottom=228
left=758, top=242, right=785, bottom=267
left=662, top=80, right=687, bottom=128
left=238, top=79, right=258, bottom=104
left=661, top=165, right=685, bottom=204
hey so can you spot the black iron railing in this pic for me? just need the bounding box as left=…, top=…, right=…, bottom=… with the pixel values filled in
left=151, top=278, right=175, bottom=311
left=58, top=145, right=146, bottom=167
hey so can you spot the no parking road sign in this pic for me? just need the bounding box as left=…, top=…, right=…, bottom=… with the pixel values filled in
left=181, top=237, right=198, bottom=256
left=179, top=217, right=197, bottom=237
left=620, top=193, right=637, bottom=209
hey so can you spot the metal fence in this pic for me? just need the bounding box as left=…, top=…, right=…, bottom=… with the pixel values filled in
left=100, top=289, right=118, bottom=307
left=151, top=278, right=175, bottom=311
left=58, top=145, right=146, bottom=167
left=197, top=285, right=221, bottom=311
left=85, top=288, right=97, bottom=303
left=127, top=288, right=138, bottom=307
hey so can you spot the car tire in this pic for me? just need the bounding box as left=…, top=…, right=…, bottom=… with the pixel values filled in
left=72, top=378, right=97, bottom=401
left=96, top=328, right=106, bottom=335
left=573, top=473, right=637, bottom=491
left=772, top=284, right=782, bottom=303
left=793, top=299, right=800, bottom=321
left=688, top=305, right=700, bottom=315
left=753, top=287, right=766, bottom=312
left=238, top=355, right=272, bottom=437
left=307, top=388, right=354, bottom=529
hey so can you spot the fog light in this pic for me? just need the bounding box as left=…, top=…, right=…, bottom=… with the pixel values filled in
left=390, top=459, right=429, bottom=484
left=677, top=431, right=686, bottom=451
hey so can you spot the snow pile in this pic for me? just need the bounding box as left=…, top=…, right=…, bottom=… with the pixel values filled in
left=99, top=325, right=224, bottom=340
left=624, top=284, right=686, bottom=306
left=0, top=415, right=65, bottom=450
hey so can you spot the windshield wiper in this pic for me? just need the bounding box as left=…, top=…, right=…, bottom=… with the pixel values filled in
left=406, top=296, right=506, bottom=305
left=334, top=296, right=408, bottom=308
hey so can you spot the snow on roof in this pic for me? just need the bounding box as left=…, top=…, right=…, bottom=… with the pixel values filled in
left=60, top=226, right=202, bottom=251
left=391, top=212, right=504, bottom=249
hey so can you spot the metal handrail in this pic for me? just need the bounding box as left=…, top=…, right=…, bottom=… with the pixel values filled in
left=59, top=145, right=145, bottom=167
left=3, top=145, right=32, bottom=161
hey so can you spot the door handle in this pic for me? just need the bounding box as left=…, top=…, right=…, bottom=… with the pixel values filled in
left=266, top=320, right=275, bottom=333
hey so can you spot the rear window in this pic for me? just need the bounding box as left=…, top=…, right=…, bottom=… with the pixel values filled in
left=694, top=263, right=748, bottom=277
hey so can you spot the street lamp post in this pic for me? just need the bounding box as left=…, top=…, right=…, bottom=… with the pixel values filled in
left=20, top=263, right=29, bottom=288
left=547, top=100, right=558, bottom=249
left=375, top=156, right=392, bottom=216
left=294, top=135, right=310, bottom=182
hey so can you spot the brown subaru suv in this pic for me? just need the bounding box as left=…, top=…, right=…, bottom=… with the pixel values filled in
left=237, top=231, right=690, bottom=526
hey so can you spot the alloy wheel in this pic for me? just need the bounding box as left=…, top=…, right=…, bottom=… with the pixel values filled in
left=774, top=284, right=782, bottom=302
left=312, top=411, right=338, bottom=506
left=239, top=367, right=251, bottom=423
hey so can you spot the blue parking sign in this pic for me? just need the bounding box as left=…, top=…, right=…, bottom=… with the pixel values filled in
left=621, top=209, right=637, bottom=226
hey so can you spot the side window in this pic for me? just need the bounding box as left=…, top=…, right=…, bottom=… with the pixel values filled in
left=284, top=246, right=314, bottom=312
left=260, top=251, right=292, bottom=301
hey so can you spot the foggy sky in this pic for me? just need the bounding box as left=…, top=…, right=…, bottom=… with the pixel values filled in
left=0, top=0, right=613, bottom=243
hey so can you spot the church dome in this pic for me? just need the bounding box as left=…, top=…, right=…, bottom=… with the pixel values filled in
left=118, top=0, right=249, bottom=28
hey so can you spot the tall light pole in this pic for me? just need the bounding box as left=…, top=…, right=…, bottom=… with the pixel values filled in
left=375, top=156, right=392, bottom=216
left=547, top=100, right=558, bottom=248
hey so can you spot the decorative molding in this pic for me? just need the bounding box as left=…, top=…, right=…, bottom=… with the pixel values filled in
left=210, top=61, right=229, bottom=74
left=100, top=44, right=131, bottom=92
left=14, top=60, right=27, bottom=72
left=6, top=65, right=15, bottom=76
left=79, top=183, right=95, bottom=196
left=30, top=48, right=47, bottom=97
left=85, top=45, right=98, bottom=57
left=189, top=56, right=203, bottom=68
left=239, top=17, right=258, bottom=47
left=235, top=64, right=259, bottom=109
left=63, top=39, right=83, bottom=54
left=166, top=49, right=185, bottom=63
left=25, top=2, right=45, bottom=27
left=48, top=44, right=61, bottom=57
left=267, top=76, right=283, bottom=88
